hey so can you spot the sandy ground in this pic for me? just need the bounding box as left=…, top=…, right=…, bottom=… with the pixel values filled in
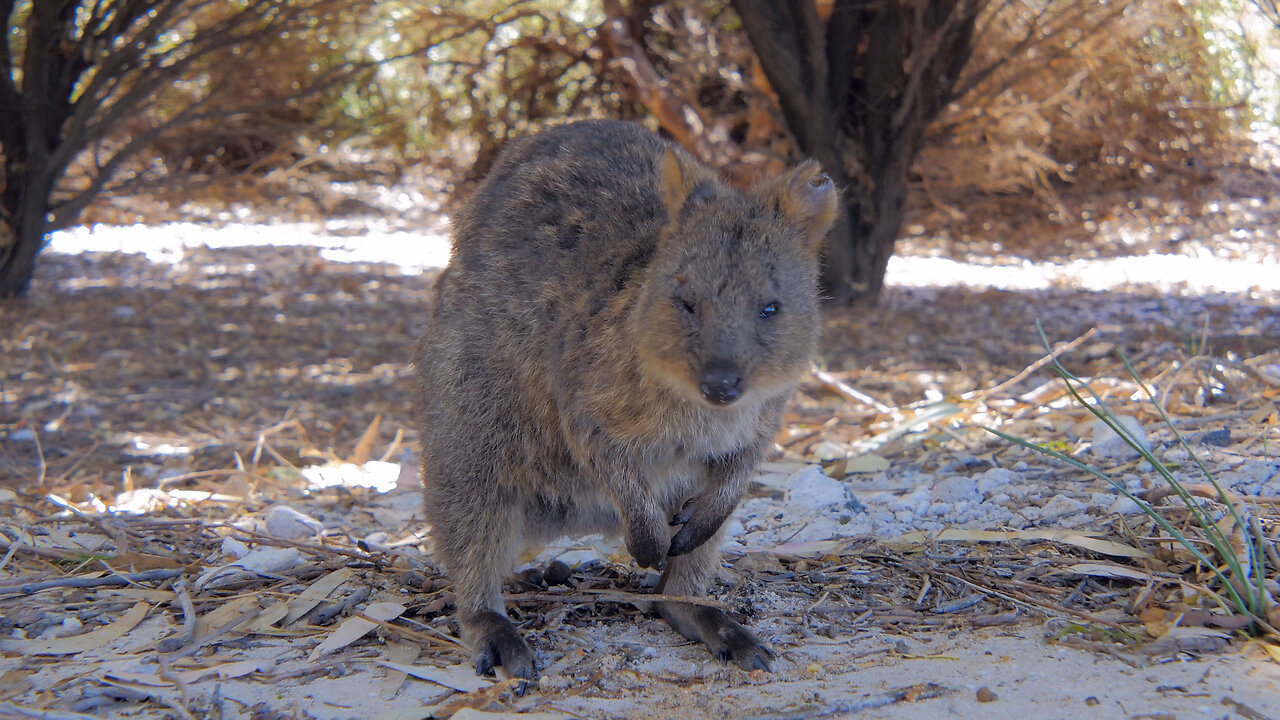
left=2, top=161, right=1279, bottom=718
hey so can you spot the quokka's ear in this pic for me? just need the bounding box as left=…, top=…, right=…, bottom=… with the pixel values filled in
left=658, top=148, right=716, bottom=220
left=759, top=159, right=838, bottom=253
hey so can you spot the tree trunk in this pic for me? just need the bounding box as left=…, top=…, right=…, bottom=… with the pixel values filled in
left=732, top=0, right=982, bottom=305
left=0, top=166, right=54, bottom=299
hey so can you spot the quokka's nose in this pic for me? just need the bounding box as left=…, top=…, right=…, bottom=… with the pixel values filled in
left=699, top=360, right=744, bottom=405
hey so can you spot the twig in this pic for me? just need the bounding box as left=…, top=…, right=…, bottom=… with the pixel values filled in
left=209, top=523, right=380, bottom=563
left=1144, top=484, right=1280, bottom=506
left=746, top=683, right=952, bottom=720
left=938, top=569, right=1126, bottom=629
left=156, top=468, right=254, bottom=489
left=965, top=327, right=1098, bottom=402
left=0, top=568, right=183, bottom=594
left=0, top=542, right=21, bottom=574
left=811, top=365, right=895, bottom=414
left=54, top=440, right=101, bottom=485
left=30, top=424, right=47, bottom=487
left=172, top=578, right=198, bottom=646
left=505, top=589, right=732, bottom=610
left=0, top=701, right=102, bottom=720
left=932, top=593, right=987, bottom=614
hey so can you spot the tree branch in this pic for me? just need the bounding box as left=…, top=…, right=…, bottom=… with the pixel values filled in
left=0, top=0, right=21, bottom=152
left=600, top=0, right=713, bottom=158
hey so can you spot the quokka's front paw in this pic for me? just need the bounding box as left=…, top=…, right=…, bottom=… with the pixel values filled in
left=624, top=516, right=669, bottom=570
left=667, top=493, right=735, bottom=557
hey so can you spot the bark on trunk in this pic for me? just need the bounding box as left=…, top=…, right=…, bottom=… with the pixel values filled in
left=0, top=165, right=54, bottom=299
left=732, top=0, right=981, bottom=305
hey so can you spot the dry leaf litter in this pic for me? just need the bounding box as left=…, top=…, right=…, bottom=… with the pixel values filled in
left=1, top=158, right=1279, bottom=719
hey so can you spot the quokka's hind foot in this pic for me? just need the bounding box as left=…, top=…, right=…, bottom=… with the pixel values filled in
left=660, top=602, right=773, bottom=672
left=656, top=525, right=773, bottom=672
left=464, top=609, right=537, bottom=684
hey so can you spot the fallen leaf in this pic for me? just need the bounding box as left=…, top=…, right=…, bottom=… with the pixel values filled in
left=349, top=414, right=383, bottom=465
left=0, top=602, right=149, bottom=655
left=844, top=453, right=891, bottom=474
left=0, top=668, right=33, bottom=696
left=771, top=539, right=849, bottom=560
left=193, top=595, right=260, bottom=642
left=1062, top=562, right=1150, bottom=581
left=889, top=529, right=1152, bottom=559
left=104, top=551, right=184, bottom=572
left=378, top=661, right=492, bottom=693
left=382, top=641, right=421, bottom=699
left=307, top=601, right=404, bottom=661
left=284, top=567, right=354, bottom=625
left=1143, top=626, right=1231, bottom=656
left=168, top=657, right=277, bottom=683
left=1255, top=639, right=1280, bottom=664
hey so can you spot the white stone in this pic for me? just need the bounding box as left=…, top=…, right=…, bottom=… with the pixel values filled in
left=1091, top=415, right=1151, bottom=460
left=784, top=465, right=854, bottom=511
left=1041, top=493, right=1087, bottom=520
left=264, top=505, right=325, bottom=540
left=931, top=476, right=980, bottom=504
left=975, top=467, right=1018, bottom=494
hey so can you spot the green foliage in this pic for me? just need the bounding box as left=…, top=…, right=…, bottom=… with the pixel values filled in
left=324, top=0, right=620, bottom=177
left=987, top=324, right=1275, bottom=629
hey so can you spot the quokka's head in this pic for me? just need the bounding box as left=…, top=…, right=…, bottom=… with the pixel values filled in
left=632, top=149, right=838, bottom=408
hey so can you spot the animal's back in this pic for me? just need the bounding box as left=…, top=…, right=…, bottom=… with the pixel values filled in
left=415, top=121, right=685, bottom=526
left=444, top=119, right=673, bottom=326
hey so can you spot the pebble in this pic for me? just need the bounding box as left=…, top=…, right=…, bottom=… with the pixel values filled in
left=1040, top=494, right=1087, bottom=521
left=931, top=476, right=980, bottom=504
left=1091, top=415, right=1151, bottom=460
left=785, top=465, right=857, bottom=511
left=264, top=505, right=325, bottom=540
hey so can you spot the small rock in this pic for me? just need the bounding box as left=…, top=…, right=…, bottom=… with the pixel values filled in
left=1040, top=494, right=1087, bottom=521
left=735, top=552, right=785, bottom=573
left=221, top=536, right=250, bottom=560
left=554, top=549, right=605, bottom=569
left=937, top=455, right=989, bottom=473
left=400, top=570, right=430, bottom=589
left=1187, top=428, right=1231, bottom=447
left=785, top=465, right=860, bottom=512
left=975, top=467, right=1018, bottom=494
left=1091, top=415, right=1151, bottom=461
left=931, top=476, right=979, bottom=504
left=264, top=505, right=325, bottom=540
left=976, top=687, right=998, bottom=703
left=1108, top=495, right=1146, bottom=515
left=544, top=560, right=573, bottom=586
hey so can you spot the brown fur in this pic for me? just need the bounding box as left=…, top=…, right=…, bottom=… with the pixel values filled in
left=414, top=120, right=837, bottom=680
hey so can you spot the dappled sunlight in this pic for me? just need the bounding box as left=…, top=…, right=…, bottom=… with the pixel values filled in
left=49, top=221, right=453, bottom=274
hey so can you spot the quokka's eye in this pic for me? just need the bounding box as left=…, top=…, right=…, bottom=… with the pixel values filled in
left=758, top=302, right=779, bottom=319
left=676, top=297, right=697, bottom=315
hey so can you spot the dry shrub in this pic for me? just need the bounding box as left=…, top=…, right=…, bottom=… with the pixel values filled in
left=918, top=0, right=1243, bottom=227
left=67, top=0, right=380, bottom=226
left=613, top=0, right=1246, bottom=247
left=363, top=1, right=626, bottom=187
